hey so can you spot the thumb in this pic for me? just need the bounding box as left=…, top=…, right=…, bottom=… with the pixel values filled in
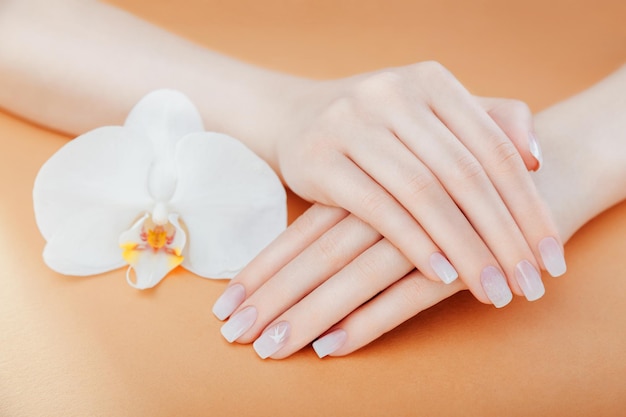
left=477, top=96, right=542, bottom=172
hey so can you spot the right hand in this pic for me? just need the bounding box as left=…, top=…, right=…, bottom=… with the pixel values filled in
left=271, top=61, right=565, bottom=306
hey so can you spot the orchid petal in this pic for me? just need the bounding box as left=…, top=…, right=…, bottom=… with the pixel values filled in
left=124, top=89, right=204, bottom=163
left=119, top=213, right=186, bottom=289
left=170, top=132, right=286, bottom=278
left=34, top=126, right=155, bottom=275
left=124, top=90, right=203, bottom=203
left=42, top=208, right=136, bottom=276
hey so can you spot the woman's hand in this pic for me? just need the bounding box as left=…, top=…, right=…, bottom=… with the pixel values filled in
left=272, top=62, right=565, bottom=306
left=214, top=204, right=464, bottom=359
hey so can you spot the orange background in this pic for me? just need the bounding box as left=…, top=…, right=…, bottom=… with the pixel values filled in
left=1, top=1, right=626, bottom=416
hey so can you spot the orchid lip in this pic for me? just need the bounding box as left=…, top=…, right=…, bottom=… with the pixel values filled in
left=119, top=212, right=186, bottom=289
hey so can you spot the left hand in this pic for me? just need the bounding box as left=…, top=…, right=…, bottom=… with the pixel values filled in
left=214, top=203, right=465, bottom=359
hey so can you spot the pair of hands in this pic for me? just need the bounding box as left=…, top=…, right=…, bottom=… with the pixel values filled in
left=212, top=61, right=566, bottom=359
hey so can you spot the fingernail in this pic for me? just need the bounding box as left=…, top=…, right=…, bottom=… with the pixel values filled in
left=480, top=266, right=512, bottom=308
left=528, top=131, right=543, bottom=171
left=429, top=252, right=458, bottom=284
left=212, top=284, right=246, bottom=320
left=253, top=321, right=291, bottom=359
left=515, top=260, right=545, bottom=301
left=313, top=329, right=347, bottom=359
left=539, top=237, right=567, bottom=277
left=220, top=306, right=257, bottom=343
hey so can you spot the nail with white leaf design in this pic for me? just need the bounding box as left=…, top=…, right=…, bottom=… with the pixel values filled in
left=253, top=322, right=291, bottom=359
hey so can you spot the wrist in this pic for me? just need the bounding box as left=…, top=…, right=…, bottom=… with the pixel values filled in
left=188, top=54, right=317, bottom=174
left=532, top=66, right=626, bottom=241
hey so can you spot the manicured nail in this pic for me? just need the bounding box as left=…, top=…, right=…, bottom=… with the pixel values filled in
left=313, top=329, right=347, bottom=359
left=480, top=266, right=512, bottom=308
left=212, top=284, right=246, bottom=320
left=515, top=260, right=545, bottom=301
left=220, top=306, right=257, bottom=343
left=528, top=131, right=543, bottom=171
left=429, top=252, right=458, bottom=284
left=253, top=322, right=290, bottom=359
left=539, top=237, right=567, bottom=277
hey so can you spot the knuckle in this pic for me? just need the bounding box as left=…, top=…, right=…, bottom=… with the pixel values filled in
left=503, top=99, right=532, bottom=121
left=360, top=190, right=391, bottom=218
left=398, top=273, right=430, bottom=309
left=314, top=233, right=344, bottom=266
left=352, top=254, right=385, bottom=284
left=405, top=171, right=438, bottom=200
left=490, top=139, right=522, bottom=172
left=453, top=152, right=485, bottom=182
left=355, top=71, right=403, bottom=100
left=415, top=60, right=451, bottom=81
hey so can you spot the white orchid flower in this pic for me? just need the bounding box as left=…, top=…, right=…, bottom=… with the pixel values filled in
left=33, top=90, right=286, bottom=289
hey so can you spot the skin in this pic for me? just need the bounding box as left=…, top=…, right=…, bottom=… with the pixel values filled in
left=226, top=66, right=626, bottom=358
left=0, top=0, right=562, bottom=307
left=1, top=0, right=623, bottom=358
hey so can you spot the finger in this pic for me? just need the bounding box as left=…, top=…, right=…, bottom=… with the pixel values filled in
left=427, top=82, right=565, bottom=279
left=477, top=96, right=541, bottom=171
left=383, top=104, right=539, bottom=301
left=317, top=270, right=464, bottom=358
left=252, top=238, right=414, bottom=359
left=316, top=153, right=455, bottom=285
left=347, top=127, right=513, bottom=304
left=212, top=204, right=348, bottom=320
left=219, top=214, right=382, bottom=344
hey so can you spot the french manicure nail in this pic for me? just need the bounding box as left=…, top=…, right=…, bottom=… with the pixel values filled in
left=313, top=329, right=347, bottom=359
left=480, top=266, right=512, bottom=308
left=529, top=131, right=543, bottom=171
left=220, top=306, right=257, bottom=343
left=212, top=284, right=246, bottom=320
left=515, top=260, right=545, bottom=301
left=253, top=322, right=291, bottom=359
left=429, top=252, right=459, bottom=284
left=539, top=237, right=567, bottom=277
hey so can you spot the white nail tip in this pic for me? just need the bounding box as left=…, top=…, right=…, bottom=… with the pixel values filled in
left=313, top=329, right=347, bottom=359
left=220, top=306, right=257, bottom=343
left=429, top=252, right=458, bottom=284
left=539, top=237, right=567, bottom=277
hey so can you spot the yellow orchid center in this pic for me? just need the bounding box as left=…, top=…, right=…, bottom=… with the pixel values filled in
left=146, top=225, right=169, bottom=250
left=118, top=213, right=187, bottom=289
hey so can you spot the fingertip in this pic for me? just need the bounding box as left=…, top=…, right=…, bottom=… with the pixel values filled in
left=528, top=131, right=543, bottom=172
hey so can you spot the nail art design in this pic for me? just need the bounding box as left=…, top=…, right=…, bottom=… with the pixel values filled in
left=253, top=322, right=291, bottom=359
left=268, top=325, right=288, bottom=344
